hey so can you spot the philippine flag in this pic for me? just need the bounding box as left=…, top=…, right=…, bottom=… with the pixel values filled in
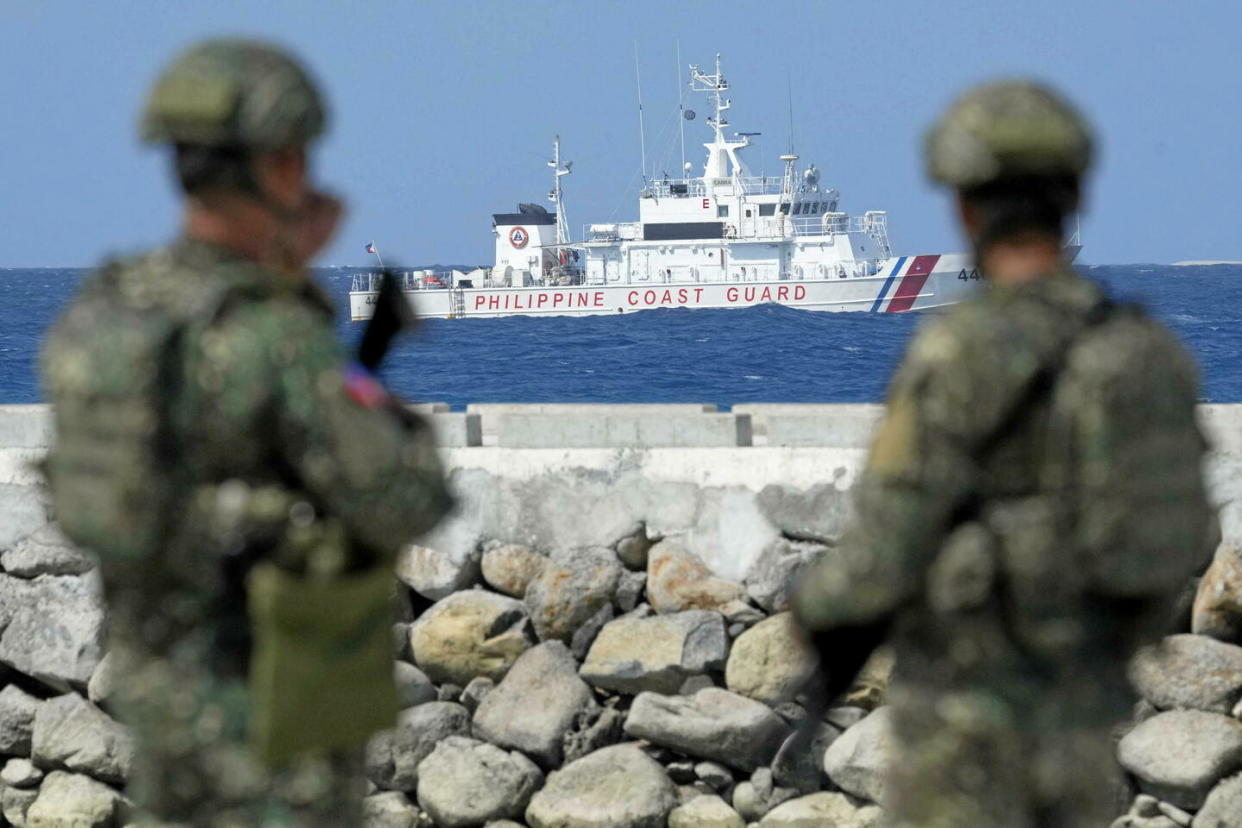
left=365, top=241, right=376, bottom=254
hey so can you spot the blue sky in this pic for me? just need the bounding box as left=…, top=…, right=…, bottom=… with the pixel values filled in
left=1, top=0, right=1238, bottom=267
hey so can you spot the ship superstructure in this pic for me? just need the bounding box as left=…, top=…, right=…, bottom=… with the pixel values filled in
left=350, top=54, right=994, bottom=321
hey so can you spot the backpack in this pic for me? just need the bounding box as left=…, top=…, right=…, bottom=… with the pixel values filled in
left=941, top=298, right=1214, bottom=655
left=40, top=253, right=235, bottom=563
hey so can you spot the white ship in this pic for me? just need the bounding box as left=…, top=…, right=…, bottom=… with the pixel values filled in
left=351, top=55, right=992, bottom=322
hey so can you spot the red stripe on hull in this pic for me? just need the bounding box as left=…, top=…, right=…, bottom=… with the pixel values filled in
left=885, top=254, right=941, bottom=313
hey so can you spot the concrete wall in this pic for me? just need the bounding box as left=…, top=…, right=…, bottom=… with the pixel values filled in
left=3, top=402, right=1240, bottom=583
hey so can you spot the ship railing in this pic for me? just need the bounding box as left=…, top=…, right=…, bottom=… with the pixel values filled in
left=789, top=214, right=890, bottom=237
left=350, top=270, right=448, bottom=292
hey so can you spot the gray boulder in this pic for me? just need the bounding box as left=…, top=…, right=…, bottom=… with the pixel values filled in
left=580, top=610, right=728, bottom=695
left=668, top=794, right=745, bottom=828
left=3, top=784, right=39, bottom=827
left=624, top=688, right=791, bottom=772
left=1, top=525, right=94, bottom=578
left=526, top=744, right=678, bottom=828
left=755, top=482, right=852, bottom=547
left=473, top=642, right=598, bottom=768
left=31, top=693, right=133, bottom=785
left=0, top=683, right=40, bottom=754
left=393, top=662, right=437, bottom=709
left=1, top=758, right=43, bottom=789
left=387, top=702, right=472, bottom=791
left=24, top=770, right=120, bottom=828
left=744, top=539, right=828, bottom=614
left=757, top=791, right=883, bottom=827
left=525, top=546, right=622, bottom=645
left=1117, top=709, right=1242, bottom=810
left=87, top=652, right=115, bottom=705
left=725, top=613, right=817, bottom=706
left=615, top=527, right=654, bottom=571
left=363, top=791, right=422, bottom=828
left=460, top=676, right=494, bottom=715
left=615, top=569, right=647, bottom=612
left=822, top=706, right=893, bottom=805
left=480, top=542, right=547, bottom=598
left=562, top=702, right=626, bottom=765
left=1193, top=772, right=1242, bottom=828
left=396, top=543, right=481, bottom=601
left=0, top=573, right=105, bottom=692
left=1130, top=635, right=1242, bottom=715
left=409, top=591, right=533, bottom=686
left=732, top=767, right=798, bottom=821
left=416, top=736, right=543, bottom=827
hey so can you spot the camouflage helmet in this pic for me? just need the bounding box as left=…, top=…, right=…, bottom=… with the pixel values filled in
left=924, top=80, right=1093, bottom=189
left=141, top=38, right=326, bottom=149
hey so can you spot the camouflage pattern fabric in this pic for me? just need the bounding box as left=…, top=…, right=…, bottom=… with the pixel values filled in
left=44, top=238, right=451, bottom=823
left=795, top=265, right=1212, bottom=828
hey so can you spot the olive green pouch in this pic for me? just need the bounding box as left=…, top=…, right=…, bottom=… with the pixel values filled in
left=247, top=561, right=399, bottom=766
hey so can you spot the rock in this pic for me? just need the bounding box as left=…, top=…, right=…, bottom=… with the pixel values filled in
left=24, top=770, right=120, bottom=828
left=1195, top=546, right=1242, bottom=643
left=668, top=794, right=745, bottom=828
left=387, top=702, right=472, bottom=790
left=460, top=676, right=494, bottom=715
left=366, top=729, right=398, bottom=790
left=87, top=652, right=114, bottom=705
left=396, top=543, right=481, bottom=601
left=580, top=610, right=728, bottom=695
left=473, top=642, right=599, bottom=768
left=525, top=743, right=678, bottom=828
left=1118, top=710, right=1242, bottom=810
left=624, top=688, right=791, bottom=772
left=823, top=707, right=893, bottom=805
left=438, top=683, right=463, bottom=703
left=525, top=546, right=622, bottom=645
left=2, top=758, right=43, bottom=789
left=562, top=702, right=625, bottom=765
left=1193, top=772, right=1242, bottom=827
left=1130, top=635, right=1242, bottom=714
left=744, top=539, right=829, bottom=614
left=570, top=603, right=615, bottom=661
left=416, top=736, right=543, bottom=827
left=725, top=613, right=817, bottom=706
left=409, top=591, right=533, bottom=686
left=647, top=541, right=752, bottom=617
left=0, top=683, right=40, bottom=754
left=772, top=722, right=839, bottom=793
left=695, top=761, right=734, bottom=792
left=1, top=525, right=95, bottom=578
left=680, top=675, right=717, bottom=695
left=480, top=542, right=547, bottom=598
left=615, top=528, right=654, bottom=571
left=393, top=622, right=413, bottom=662
left=31, top=693, right=133, bottom=785
left=757, top=791, right=883, bottom=827
left=363, top=791, right=422, bottom=827
left=755, top=483, right=852, bottom=547
left=616, top=569, right=647, bottom=612
left=824, top=706, right=868, bottom=731
left=394, top=662, right=437, bottom=709
left=0, top=573, right=105, bottom=692
left=3, top=784, right=39, bottom=827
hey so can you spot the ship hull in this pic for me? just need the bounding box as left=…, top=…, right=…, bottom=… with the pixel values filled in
left=350, top=252, right=979, bottom=321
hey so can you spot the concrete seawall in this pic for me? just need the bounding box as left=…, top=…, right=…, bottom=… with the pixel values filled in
left=1, top=403, right=1240, bottom=826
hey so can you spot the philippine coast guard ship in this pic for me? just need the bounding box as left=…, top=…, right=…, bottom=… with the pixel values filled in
left=350, top=55, right=983, bottom=321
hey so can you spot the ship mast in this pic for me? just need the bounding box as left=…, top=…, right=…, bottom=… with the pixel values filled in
left=548, top=135, right=572, bottom=246
left=689, top=54, right=751, bottom=182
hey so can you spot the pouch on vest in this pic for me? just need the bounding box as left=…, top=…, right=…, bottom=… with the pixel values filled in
left=247, top=561, right=400, bottom=766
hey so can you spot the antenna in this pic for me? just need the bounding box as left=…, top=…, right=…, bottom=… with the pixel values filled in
left=786, top=71, right=795, bottom=156
left=634, top=42, right=649, bottom=186
left=676, top=41, right=686, bottom=176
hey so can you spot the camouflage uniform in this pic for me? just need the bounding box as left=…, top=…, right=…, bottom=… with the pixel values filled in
left=794, top=83, right=1213, bottom=828
left=42, top=41, right=452, bottom=826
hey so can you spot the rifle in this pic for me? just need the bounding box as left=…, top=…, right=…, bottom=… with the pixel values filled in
left=358, top=268, right=418, bottom=371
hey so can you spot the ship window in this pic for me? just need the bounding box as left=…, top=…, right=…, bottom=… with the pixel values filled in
left=793, top=204, right=803, bottom=215
left=745, top=209, right=752, bottom=217
left=717, top=205, right=729, bottom=218
left=779, top=203, right=791, bottom=214
left=759, top=203, right=775, bottom=217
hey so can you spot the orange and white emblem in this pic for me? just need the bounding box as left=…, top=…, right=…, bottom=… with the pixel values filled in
left=509, top=226, right=529, bottom=249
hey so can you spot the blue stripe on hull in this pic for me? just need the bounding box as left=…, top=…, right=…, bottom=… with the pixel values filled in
left=870, top=257, right=907, bottom=313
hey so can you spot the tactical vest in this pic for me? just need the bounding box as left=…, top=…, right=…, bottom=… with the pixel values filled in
left=929, top=301, right=1213, bottom=656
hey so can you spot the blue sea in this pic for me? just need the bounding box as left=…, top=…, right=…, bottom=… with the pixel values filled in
left=2, top=264, right=1240, bottom=406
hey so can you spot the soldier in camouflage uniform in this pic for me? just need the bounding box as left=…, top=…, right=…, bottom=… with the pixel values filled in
left=793, top=82, right=1215, bottom=827
left=41, top=39, right=452, bottom=825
